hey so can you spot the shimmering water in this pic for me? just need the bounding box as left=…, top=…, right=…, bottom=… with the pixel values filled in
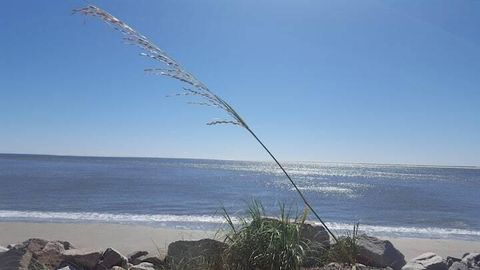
left=0, top=154, right=479, bottom=240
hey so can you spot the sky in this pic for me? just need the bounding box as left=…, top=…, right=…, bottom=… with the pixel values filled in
left=1, top=0, right=479, bottom=166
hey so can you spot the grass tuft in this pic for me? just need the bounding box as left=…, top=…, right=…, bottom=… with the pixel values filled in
left=221, top=200, right=309, bottom=270
left=323, top=222, right=360, bottom=265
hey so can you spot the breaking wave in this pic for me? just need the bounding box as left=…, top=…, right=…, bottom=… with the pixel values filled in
left=1, top=210, right=479, bottom=240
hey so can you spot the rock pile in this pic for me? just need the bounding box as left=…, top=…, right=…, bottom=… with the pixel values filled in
left=0, top=225, right=478, bottom=270
left=0, top=239, right=163, bottom=270
left=401, top=252, right=480, bottom=270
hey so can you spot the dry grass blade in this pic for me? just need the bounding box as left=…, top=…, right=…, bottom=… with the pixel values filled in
left=73, top=5, right=338, bottom=242
left=73, top=5, right=243, bottom=127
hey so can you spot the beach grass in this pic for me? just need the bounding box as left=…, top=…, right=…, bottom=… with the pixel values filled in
left=221, top=200, right=310, bottom=269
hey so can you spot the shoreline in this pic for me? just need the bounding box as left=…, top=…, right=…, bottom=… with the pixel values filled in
left=1, top=221, right=480, bottom=260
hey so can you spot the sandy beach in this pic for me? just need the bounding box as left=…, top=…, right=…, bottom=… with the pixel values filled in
left=1, top=222, right=479, bottom=260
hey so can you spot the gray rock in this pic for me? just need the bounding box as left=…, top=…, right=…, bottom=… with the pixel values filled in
left=167, top=238, right=227, bottom=270
left=57, top=266, right=81, bottom=270
left=110, top=266, right=126, bottom=270
left=139, top=256, right=164, bottom=268
left=0, top=248, right=35, bottom=270
left=318, top=262, right=394, bottom=270
left=403, top=253, right=447, bottom=270
left=449, top=262, right=468, bottom=270
left=462, top=253, right=480, bottom=268
left=35, top=240, right=70, bottom=269
left=356, top=234, right=406, bottom=270
left=300, top=222, right=330, bottom=247
left=62, top=248, right=103, bottom=269
left=402, top=262, right=426, bottom=270
left=127, top=250, right=149, bottom=263
left=0, top=238, right=73, bottom=270
left=301, top=222, right=331, bottom=267
left=0, top=246, right=8, bottom=253
left=446, top=257, right=461, bottom=267
left=96, top=248, right=128, bottom=270
left=130, top=262, right=156, bottom=270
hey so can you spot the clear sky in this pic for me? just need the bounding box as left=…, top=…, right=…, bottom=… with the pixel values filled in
left=1, top=0, right=479, bottom=166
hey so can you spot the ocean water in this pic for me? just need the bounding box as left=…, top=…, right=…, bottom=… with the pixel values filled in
left=0, top=154, right=479, bottom=240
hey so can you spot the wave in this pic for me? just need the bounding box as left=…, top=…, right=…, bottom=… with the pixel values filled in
left=1, top=210, right=479, bottom=240
left=0, top=210, right=229, bottom=224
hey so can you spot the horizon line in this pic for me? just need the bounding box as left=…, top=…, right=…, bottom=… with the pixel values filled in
left=1, top=152, right=478, bottom=169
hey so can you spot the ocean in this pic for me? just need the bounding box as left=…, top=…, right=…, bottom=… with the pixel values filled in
left=0, top=154, right=479, bottom=240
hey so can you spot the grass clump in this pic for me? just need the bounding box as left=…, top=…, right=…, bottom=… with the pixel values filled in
left=221, top=200, right=310, bottom=270
left=323, top=222, right=360, bottom=265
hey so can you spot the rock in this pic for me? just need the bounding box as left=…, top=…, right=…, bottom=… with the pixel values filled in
left=300, top=222, right=330, bottom=247
left=0, top=246, right=8, bottom=253
left=449, top=262, right=468, bottom=270
left=167, top=239, right=227, bottom=270
left=0, top=238, right=73, bottom=270
left=139, top=256, right=165, bottom=268
left=34, top=240, right=71, bottom=269
left=462, top=253, right=480, bottom=268
left=2, top=238, right=75, bottom=269
left=402, top=253, right=447, bottom=270
left=446, top=257, right=461, bottom=267
left=301, top=222, right=331, bottom=267
left=316, top=262, right=394, bottom=270
left=127, top=250, right=148, bottom=263
left=402, top=262, right=427, bottom=270
left=95, top=248, right=128, bottom=270
left=110, top=266, right=126, bottom=270
left=130, top=262, right=156, bottom=270
left=0, top=248, right=35, bottom=270
left=57, top=266, right=81, bottom=270
left=62, top=248, right=103, bottom=269
left=324, top=262, right=344, bottom=270
left=356, top=234, right=406, bottom=270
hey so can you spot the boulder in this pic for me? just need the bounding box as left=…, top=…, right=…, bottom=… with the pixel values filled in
left=34, top=240, right=71, bottom=269
left=139, top=256, right=165, bottom=268
left=0, top=248, right=36, bottom=270
left=402, top=253, right=447, bottom=270
left=317, top=262, right=395, bottom=270
left=57, top=266, right=81, bottom=270
left=300, top=222, right=330, bottom=247
left=110, top=267, right=126, bottom=270
left=462, top=253, right=480, bottom=268
left=449, top=262, right=468, bottom=270
left=96, top=248, right=128, bottom=269
left=356, top=234, right=406, bottom=270
left=402, top=262, right=427, bottom=270
left=167, top=238, right=227, bottom=270
left=0, top=246, right=8, bottom=254
left=0, top=238, right=73, bottom=270
left=446, top=257, right=461, bottom=267
left=62, top=248, right=103, bottom=269
left=130, top=262, right=156, bottom=270
left=127, top=250, right=149, bottom=263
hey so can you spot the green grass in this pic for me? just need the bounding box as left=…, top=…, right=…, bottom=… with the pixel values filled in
left=323, top=222, right=360, bottom=265
left=221, top=200, right=310, bottom=270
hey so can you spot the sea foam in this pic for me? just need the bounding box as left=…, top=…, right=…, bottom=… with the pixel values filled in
left=1, top=210, right=479, bottom=241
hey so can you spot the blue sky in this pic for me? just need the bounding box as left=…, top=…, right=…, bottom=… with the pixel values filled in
left=1, top=0, right=479, bottom=166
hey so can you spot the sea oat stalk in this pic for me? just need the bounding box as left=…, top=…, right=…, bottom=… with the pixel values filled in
left=74, top=5, right=338, bottom=242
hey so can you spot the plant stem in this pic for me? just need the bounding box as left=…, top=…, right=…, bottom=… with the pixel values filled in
left=245, top=126, right=338, bottom=242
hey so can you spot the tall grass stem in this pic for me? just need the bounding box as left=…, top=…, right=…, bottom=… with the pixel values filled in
left=74, top=5, right=337, bottom=242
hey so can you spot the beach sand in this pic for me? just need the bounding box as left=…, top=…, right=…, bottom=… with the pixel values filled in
left=1, top=222, right=479, bottom=259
